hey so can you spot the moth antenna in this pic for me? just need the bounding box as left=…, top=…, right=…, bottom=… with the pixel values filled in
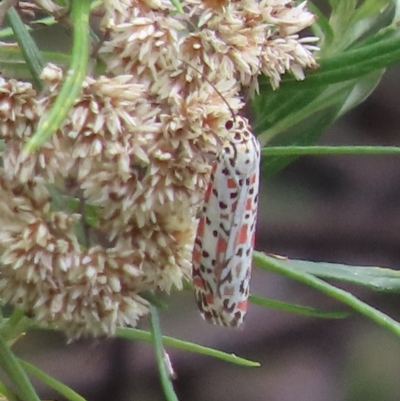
left=179, top=59, right=236, bottom=121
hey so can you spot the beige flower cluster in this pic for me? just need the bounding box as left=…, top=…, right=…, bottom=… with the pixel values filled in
left=0, top=0, right=317, bottom=337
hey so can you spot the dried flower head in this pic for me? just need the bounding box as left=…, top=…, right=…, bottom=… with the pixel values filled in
left=0, top=0, right=317, bottom=337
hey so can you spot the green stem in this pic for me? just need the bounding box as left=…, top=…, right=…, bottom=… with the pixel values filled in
left=25, top=0, right=91, bottom=151
left=253, top=252, right=400, bottom=338
left=149, top=306, right=179, bottom=401
left=6, top=308, right=25, bottom=327
left=0, top=334, right=41, bottom=401
left=261, top=145, right=400, bottom=156
left=0, top=308, right=31, bottom=343
left=19, top=359, right=88, bottom=401
left=116, top=327, right=259, bottom=367
left=0, top=380, right=18, bottom=401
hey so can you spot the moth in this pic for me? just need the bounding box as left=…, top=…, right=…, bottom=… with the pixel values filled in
left=192, top=117, right=260, bottom=327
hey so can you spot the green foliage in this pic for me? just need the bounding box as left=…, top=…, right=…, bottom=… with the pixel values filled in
left=254, top=0, right=400, bottom=175
left=253, top=253, right=400, bottom=339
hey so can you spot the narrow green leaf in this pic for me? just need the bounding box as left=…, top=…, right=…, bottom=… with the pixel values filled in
left=0, top=334, right=41, bottom=401
left=149, top=306, right=179, bottom=401
left=307, top=2, right=334, bottom=48
left=350, top=0, right=393, bottom=24
left=0, top=46, right=70, bottom=80
left=0, top=16, right=56, bottom=40
left=394, top=0, right=400, bottom=21
left=254, top=69, right=384, bottom=144
left=258, top=26, right=400, bottom=92
left=258, top=256, right=400, bottom=293
left=328, top=0, right=357, bottom=44
left=255, top=71, right=381, bottom=144
left=255, top=82, right=351, bottom=142
left=255, top=71, right=383, bottom=175
left=19, top=360, right=88, bottom=401
left=0, top=308, right=31, bottom=344
left=116, top=327, right=260, bottom=367
left=337, top=69, right=384, bottom=116
left=261, top=145, right=400, bottom=157
left=169, top=0, right=183, bottom=13
left=253, top=251, right=400, bottom=339
left=25, top=0, right=91, bottom=151
left=326, top=0, right=393, bottom=53
left=249, top=295, right=351, bottom=319
left=253, top=86, right=326, bottom=137
left=0, top=380, right=18, bottom=401
left=351, top=20, right=398, bottom=48
left=258, top=99, right=346, bottom=175
left=0, top=1, right=102, bottom=40
left=5, top=7, right=45, bottom=90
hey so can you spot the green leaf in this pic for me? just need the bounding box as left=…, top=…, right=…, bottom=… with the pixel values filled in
left=325, top=0, right=394, bottom=53
left=116, top=327, right=260, bottom=367
left=253, top=23, right=400, bottom=175
left=351, top=0, right=391, bottom=22
left=253, top=85, right=326, bottom=140
left=169, top=0, right=183, bottom=13
left=324, top=27, right=397, bottom=82
left=257, top=70, right=391, bottom=174
left=0, top=46, right=70, bottom=80
left=259, top=256, right=400, bottom=293
left=253, top=251, right=400, bottom=339
left=255, top=71, right=380, bottom=144
left=255, top=67, right=383, bottom=146
left=0, top=308, right=30, bottom=344
left=25, top=0, right=92, bottom=151
left=337, top=69, right=384, bottom=116
left=328, top=0, right=358, bottom=45
left=0, top=1, right=102, bottom=40
left=0, top=380, right=18, bottom=401
left=5, top=7, right=45, bottom=90
left=394, top=0, right=400, bottom=21
left=249, top=295, right=351, bottom=319
left=19, top=360, right=88, bottom=401
left=257, top=93, right=347, bottom=175
left=0, top=334, right=41, bottom=401
left=339, top=1, right=394, bottom=51
left=47, top=187, right=101, bottom=228
left=0, top=16, right=56, bottom=40
left=307, top=2, right=334, bottom=49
